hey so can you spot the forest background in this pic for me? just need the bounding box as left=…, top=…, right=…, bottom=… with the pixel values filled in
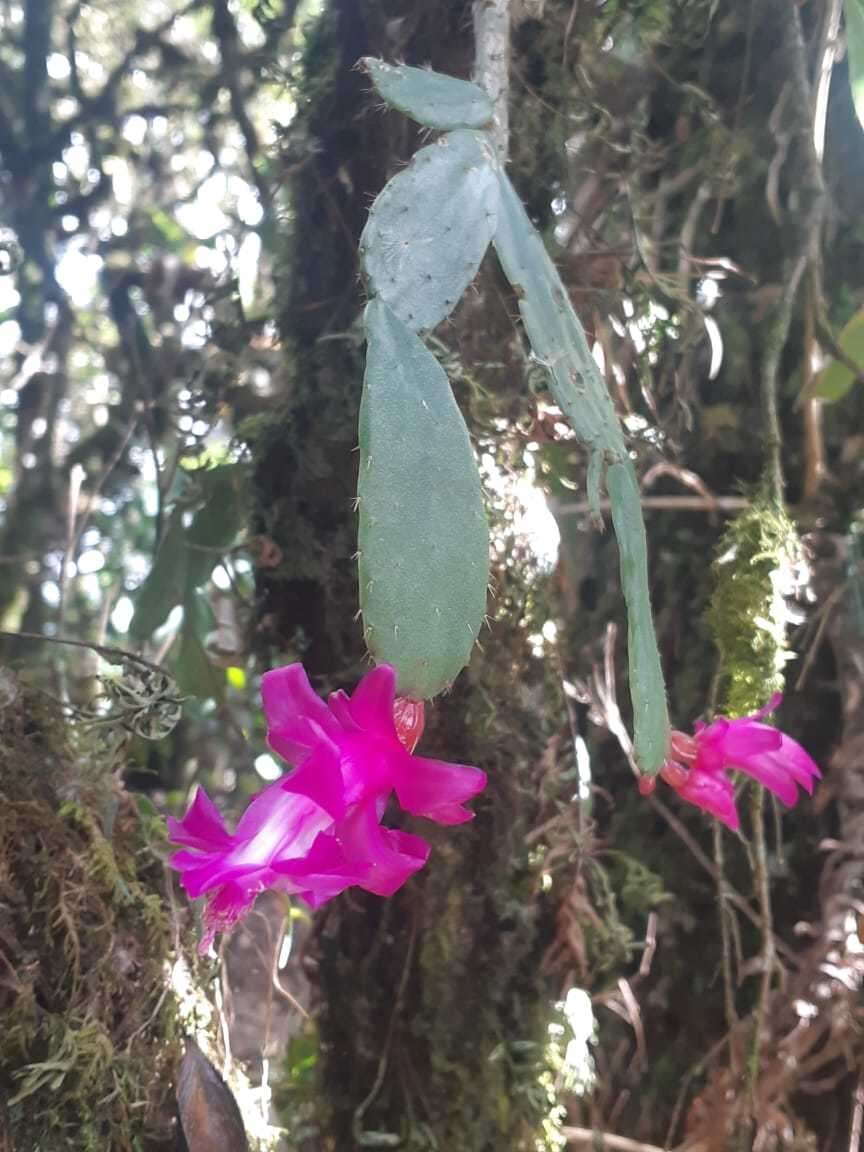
left=0, top=1, right=863, bottom=1150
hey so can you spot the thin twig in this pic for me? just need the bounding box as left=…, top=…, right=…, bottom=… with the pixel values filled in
left=562, top=0, right=578, bottom=72
left=812, top=0, right=843, bottom=163
left=0, top=628, right=170, bottom=677
left=648, top=794, right=795, bottom=965
left=353, top=912, right=417, bottom=1142
left=56, top=413, right=140, bottom=636
left=472, top=0, right=511, bottom=160
left=713, top=821, right=741, bottom=1076
left=270, top=913, right=309, bottom=1020
left=556, top=496, right=749, bottom=517
left=562, top=1127, right=706, bottom=1152
left=850, top=1075, right=864, bottom=1152
left=748, top=787, right=776, bottom=1112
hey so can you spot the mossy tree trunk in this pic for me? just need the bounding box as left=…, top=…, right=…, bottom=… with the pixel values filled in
left=248, top=2, right=557, bottom=1147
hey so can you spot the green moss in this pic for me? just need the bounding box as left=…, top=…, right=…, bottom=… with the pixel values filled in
left=0, top=687, right=180, bottom=1151
left=707, top=493, right=801, bottom=717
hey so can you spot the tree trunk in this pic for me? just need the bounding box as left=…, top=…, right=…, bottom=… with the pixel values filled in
left=248, top=2, right=556, bottom=1146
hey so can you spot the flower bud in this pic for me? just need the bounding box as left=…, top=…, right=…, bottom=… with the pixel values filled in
left=661, top=760, right=689, bottom=789
left=669, top=730, right=698, bottom=764
left=393, top=696, right=426, bottom=753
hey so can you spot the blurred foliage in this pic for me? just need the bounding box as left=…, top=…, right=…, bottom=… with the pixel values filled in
left=815, top=307, right=864, bottom=403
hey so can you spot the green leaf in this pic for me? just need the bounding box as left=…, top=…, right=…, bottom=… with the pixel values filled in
left=186, top=464, right=245, bottom=587
left=130, top=467, right=245, bottom=643
left=358, top=300, right=489, bottom=699
left=360, top=130, right=498, bottom=333
left=148, top=209, right=193, bottom=253
left=130, top=507, right=189, bottom=640
left=814, top=308, right=864, bottom=402
left=362, top=58, right=494, bottom=130
left=175, top=592, right=224, bottom=699
left=846, top=0, right=864, bottom=130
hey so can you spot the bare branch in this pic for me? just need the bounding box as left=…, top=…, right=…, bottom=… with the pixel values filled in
left=473, top=0, right=511, bottom=160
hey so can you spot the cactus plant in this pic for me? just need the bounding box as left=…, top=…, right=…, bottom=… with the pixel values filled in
left=358, top=300, right=489, bottom=700
left=359, top=129, right=499, bottom=334
left=362, top=58, right=494, bottom=131
left=358, top=61, right=669, bottom=776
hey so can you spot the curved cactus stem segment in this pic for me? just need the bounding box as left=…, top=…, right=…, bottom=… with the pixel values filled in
left=492, top=169, right=621, bottom=460
left=362, top=57, right=494, bottom=130
left=359, top=130, right=498, bottom=334
left=606, top=460, right=670, bottom=776
left=492, top=166, right=669, bottom=775
left=358, top=299, right=489, bottom=700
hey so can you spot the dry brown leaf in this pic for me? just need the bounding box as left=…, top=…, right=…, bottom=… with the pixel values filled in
left=177, top=1040, right=248, bottom=1152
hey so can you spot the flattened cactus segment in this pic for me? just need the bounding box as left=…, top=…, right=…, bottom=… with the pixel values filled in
left=359, top=130, right=498, bottom=333
left=362, top=57, right=494, bottom=131
left=606, top=461, right=670, bottom=777
left=358, top=300, right=489, bottom=700
left=492, top=167, right=670, bottom=776
left=492, top=169, right=623, bottom=462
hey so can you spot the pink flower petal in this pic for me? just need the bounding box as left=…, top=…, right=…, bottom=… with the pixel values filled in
left=394, top=755, right=487, bottom=825
left=347, top=664, right=397, bottom=734
left=170, top=783, right=334, bottom=904
left=278, top=736, right=348, bottom=821
left=726, top=752, right=799, bottom=806
left=735, top=739, right=820, bottom=798
left=778, top=735, right=821, bottom=785
left=234, top=780, right=331, bottom=855
left=167, top=851, right=229, bottom=897
left=689, top=720, right=728, bottom=774
left=327, top=689, right=359, bottom=731
left=271, top=830, right=369, bottom=902
left=262, top=664, right=342, bottom=764
left=167, top=786, right=231, bottom=851
left=337, top=801, right=430, bottom=897
left=722, top=721, right=784, bottom=759
left=677, top=768, right=740, bottom=831
left=748, top=692, right=783, bottom=721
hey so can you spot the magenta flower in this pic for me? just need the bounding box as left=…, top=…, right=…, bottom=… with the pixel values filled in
left=261, top=663, right=486, bottom=826
left=168, top=663, right=486, bottom=950
left=168, top=779, right=362, bottom=951
left=169, top=777, right=432, bottom=953
left=640, top=694, right=820, bottom=831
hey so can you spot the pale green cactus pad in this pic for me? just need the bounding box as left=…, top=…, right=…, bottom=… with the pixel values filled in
left=358, top=299, right=489, bottom=699
left=359, top=129, right=499, bottom=333
left=362, top=57, right=494, bottom=130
